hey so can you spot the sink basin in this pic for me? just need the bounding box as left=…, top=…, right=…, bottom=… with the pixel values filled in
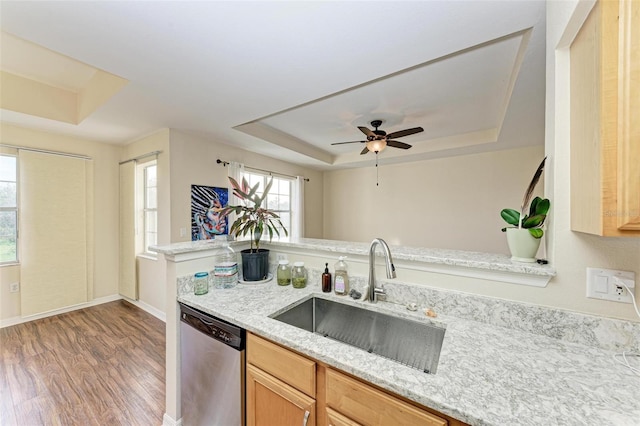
left=272, top=297, right=445, bottom=374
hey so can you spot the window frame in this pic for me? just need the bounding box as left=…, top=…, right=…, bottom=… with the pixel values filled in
left=138, top=161, right=158, bottom=257
left=240, top=170, right=293, bottom=242
left=0, top=153, right=19, bottom=265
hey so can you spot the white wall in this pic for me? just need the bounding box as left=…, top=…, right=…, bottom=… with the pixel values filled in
left=542, top=0, right=640, bottom=322
left=168, top=130, right=324, bottom=243
left=0, top=123, right=120, bottom=321
left=121, top=129, right=171, bottom=317
left=323, top=145, right=545, bottom=253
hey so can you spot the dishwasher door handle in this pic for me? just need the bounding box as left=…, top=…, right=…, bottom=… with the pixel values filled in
left=198, top=317, right=214, bottom=326
left=302, top=410, right=310, bottom=426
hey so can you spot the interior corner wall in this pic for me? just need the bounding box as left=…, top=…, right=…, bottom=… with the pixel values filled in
left=167, top=130, right=324, bottom=244
left=121, top=129, right=171, bottom=316
left=323, top=145, right=545, bottom=254
left=0, top=123, right=120, bottom=321
left=544, top=0, right=640, bottom=322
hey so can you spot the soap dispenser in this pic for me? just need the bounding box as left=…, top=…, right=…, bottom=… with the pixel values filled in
left=334, top=256, right=349, bottom=295
left=322, top=263, right=332, bottom=293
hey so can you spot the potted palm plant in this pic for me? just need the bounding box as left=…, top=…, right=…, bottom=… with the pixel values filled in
left=500, top=157, right=550, bottom=263
left=216, top=176, right=288, bottom=281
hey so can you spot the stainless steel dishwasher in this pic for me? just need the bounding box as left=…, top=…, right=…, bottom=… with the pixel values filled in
left=180, top=303, right=246, bottom=426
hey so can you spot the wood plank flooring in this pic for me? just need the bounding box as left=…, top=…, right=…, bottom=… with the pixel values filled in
left=0, top=300, right=165, bottom=426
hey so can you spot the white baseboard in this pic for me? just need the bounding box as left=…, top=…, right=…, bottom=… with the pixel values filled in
left=162, top=413, right=183, bottom=426
left=0, top=294, right=166, bottom=328
left=123, top=297, right=166, bottom=322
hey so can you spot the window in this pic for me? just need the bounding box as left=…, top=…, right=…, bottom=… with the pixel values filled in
left=241, top=171, right=292, bottom=240
left=143, top=163, right=158, bottom=253
left=0, top=154, right=18, bottom=264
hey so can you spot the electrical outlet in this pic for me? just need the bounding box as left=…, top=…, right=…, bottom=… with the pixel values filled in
left=180, top=227, right=187, bottom=237
left=276, top=254, right=287, bottom=262
left=586, top=268, right=635, bottom=303
left=9, top=282, right=19, bottom=293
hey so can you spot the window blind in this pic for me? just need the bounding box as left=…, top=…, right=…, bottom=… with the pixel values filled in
left=19, top=151, right=89, bottom=316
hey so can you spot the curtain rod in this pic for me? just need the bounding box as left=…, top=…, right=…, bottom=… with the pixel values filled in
left=119, top=150, right=162, bottom=165
left=0, top=144, right=92, bottom=160
left=216, top=159, right=309, bottom=182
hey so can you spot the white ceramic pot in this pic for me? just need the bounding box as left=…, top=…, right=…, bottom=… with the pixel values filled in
left=506, top=228, right=541, bottom=263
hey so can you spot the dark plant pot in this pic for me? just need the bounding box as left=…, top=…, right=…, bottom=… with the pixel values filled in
left=241, top=249, right=270, bottom=281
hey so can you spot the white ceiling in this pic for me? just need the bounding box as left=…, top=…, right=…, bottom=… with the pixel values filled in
left=0, top=1, right=546, bottom=170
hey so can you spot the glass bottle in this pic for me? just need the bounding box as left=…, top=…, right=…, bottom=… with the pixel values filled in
left=322, top=263, right=332, bottom=293
left=291, top=262, right=308, bottom=289
left=277, top=260, right=291, bottom=286
left=194, top=272, right=209, bottom=295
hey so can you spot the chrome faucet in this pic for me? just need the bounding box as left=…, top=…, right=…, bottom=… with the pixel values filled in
left=367, top=238, right=396, bottom=303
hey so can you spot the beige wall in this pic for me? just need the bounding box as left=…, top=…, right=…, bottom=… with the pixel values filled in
left=168, top=130, right=324, bottom=243
left=0, top=123, right=120, bottom=320
left=121, top=129, right=171, bottom=315
left=542, top=0, right=640, bottom=321
left=323, top=145, right=545, bottom=254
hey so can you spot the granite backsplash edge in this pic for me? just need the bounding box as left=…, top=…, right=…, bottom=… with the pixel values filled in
left=177, top=266, right=640, bottom=353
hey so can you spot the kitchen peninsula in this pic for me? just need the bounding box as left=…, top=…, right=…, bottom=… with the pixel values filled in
left=153, top=239, right=640, bottom=426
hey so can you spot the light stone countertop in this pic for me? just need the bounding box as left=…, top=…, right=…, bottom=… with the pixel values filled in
left=178, top=280, right=640, bottom=426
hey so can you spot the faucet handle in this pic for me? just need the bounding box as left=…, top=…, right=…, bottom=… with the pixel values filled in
left=374, top=286, right=387, bottom=302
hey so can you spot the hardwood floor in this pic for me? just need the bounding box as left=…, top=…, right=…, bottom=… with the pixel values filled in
left=0, top=300, right=165, bottom=426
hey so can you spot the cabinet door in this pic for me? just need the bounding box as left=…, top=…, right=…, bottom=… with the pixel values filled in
left=247, top=364, right=316, bottom=426
left=617, top=0, right=640, bottom=230
left=570, top=0, right=640, bottom=236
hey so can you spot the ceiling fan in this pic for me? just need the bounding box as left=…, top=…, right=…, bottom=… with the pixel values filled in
left=331, top=119, right=424, bottom=155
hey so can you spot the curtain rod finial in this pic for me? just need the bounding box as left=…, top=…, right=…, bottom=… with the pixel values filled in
left=217, top=159, right=229, bottom=167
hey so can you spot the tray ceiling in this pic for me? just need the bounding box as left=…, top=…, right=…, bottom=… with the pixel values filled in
left=0, top=1, right=546, bottom=169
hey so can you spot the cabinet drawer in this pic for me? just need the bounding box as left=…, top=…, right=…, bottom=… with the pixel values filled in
left=247, top=333, right=316, bottom=397
left=326, top=407, right=361, bottom=426
left=325, top=368, right=447, bottom=426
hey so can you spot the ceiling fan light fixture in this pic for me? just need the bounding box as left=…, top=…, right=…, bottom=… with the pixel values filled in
left=366, top=139, right=386, bottom=153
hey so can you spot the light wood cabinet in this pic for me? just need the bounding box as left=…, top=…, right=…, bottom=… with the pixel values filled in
left=246, top=333, right=467, bottom=426
left=246, top=334, right=317, bottom=426
left=570, top=0, right=640, bottom=236
left=324, top=368, right=447, bottom=426
left=247, top=331, right=316, bottom=397
left=247, top=364, right=316, bottom=426
left=326, top=407, right=362, bottom=426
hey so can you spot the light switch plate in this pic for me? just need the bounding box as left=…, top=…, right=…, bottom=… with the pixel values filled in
left=586, top=268, right=635, bottom=303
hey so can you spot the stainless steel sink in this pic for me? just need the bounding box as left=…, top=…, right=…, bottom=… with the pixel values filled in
left=272, top=297, right=445, bottom=374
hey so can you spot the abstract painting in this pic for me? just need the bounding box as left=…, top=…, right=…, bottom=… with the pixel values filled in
left=191, top=185, right=228, bottom=240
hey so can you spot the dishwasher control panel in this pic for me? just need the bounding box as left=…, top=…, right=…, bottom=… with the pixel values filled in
left=179, top=303, right=245, bottom=350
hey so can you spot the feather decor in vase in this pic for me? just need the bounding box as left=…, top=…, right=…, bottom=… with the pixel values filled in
left=500, top=157, right=550, bottom=262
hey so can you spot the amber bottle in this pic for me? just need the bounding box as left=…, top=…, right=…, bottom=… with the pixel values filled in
left=322, top=263, right=332, bottom=293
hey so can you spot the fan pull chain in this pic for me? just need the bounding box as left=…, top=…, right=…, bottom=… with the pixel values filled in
left=376, top=153, right=379, bottom=186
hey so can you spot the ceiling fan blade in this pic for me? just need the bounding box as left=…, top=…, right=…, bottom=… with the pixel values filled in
left=386, top=127, right=424, bottom=139
left=358, top=126, right=376, bottom=138
left=331, top=140, right=365, bottom=145
left=360, top=147, right=370, bottom=155
left=386, top=140, right=412, bottom=149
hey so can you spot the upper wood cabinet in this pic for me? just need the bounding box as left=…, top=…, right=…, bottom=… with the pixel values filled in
left=570, top=0, right=640, bottom=236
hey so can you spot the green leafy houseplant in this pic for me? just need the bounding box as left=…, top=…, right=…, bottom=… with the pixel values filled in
left=501, top=157, right=550, bottom=239
left=216, top=176, right=288, bottom=252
